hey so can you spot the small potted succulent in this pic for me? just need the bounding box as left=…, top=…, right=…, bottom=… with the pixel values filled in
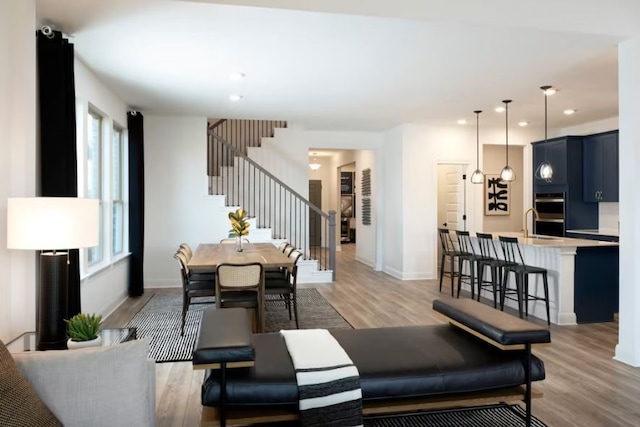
left=228, top=208, right=250, bottom=252
left=65, top=313, right=103, bottom=349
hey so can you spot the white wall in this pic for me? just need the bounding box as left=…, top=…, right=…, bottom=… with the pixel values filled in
left=382, top=126, right=404, bottom=277
left=144, top=115, right=233, bottom=287
left=74, top=59, right=131, bottom=317
left=383, top=122, right=538, bottom=280
left=0, top=0, right=37, bottom=342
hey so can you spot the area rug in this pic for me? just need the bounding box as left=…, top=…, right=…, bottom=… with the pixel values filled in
left=126, top=288, right=352, bottom=363
left=364, top=404, right=549, bottom=427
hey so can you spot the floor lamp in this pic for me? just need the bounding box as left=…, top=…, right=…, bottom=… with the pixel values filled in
left=7, top=197, right=99, bottom=350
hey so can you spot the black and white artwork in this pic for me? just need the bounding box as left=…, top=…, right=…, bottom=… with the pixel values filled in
left=485, top=175, right=510, bottom=215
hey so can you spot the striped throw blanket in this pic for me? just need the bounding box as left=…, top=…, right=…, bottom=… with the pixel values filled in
left=281, top=329, right=363, bottom=427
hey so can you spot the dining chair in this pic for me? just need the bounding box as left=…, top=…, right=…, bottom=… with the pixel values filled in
left=216, top=262, right=265, bottom=333
left=278, top=241, right=290, bottom=253
left=498, top=236, right=551, bottom=325
left=265, top=249, right=303, bottom=328
left=174, top=251, right=216, bottom=336
left=177, top=244, right=215, bottom=282
left=179, top=242, right=193, bottom=261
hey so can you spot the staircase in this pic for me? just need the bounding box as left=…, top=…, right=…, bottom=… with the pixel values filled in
left=207, top=119, right=336, bottom=282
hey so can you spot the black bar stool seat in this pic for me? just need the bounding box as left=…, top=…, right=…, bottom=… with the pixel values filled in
left=498, top=236, right=551, bottom=325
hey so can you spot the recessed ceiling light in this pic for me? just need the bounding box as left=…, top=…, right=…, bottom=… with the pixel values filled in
left=518, top=121, right=529, bottom=127
left=495, top=106, right=505, bottom=113
left=229, top=94, right=243, bottom=101
left=563, top=109, right=576, bottom=115
left=230, top=71, right=245, bottom=80
left=457, top=119, right=467, bottom=125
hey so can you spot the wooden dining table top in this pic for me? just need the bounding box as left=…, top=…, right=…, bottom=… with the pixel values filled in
left=188, top=242, right=294, bottom=272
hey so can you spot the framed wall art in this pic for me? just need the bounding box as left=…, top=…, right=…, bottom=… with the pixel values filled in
left=485, top=174, right=510, bottom=215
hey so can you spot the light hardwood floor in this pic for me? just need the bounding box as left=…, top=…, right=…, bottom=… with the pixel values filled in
left=104, top=244, right=640, bottom=427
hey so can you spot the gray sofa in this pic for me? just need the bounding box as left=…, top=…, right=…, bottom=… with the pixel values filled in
left=9, top=338, right=156, bottom=427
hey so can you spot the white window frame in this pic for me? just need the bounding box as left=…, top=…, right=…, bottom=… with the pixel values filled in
left=87, top=108, right=104, bottom=266
left=76, top=101, right=130, bottom=278
left=112, top=124, right=125, bottom=256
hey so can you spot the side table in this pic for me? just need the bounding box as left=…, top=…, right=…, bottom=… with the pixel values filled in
left=6, top=327, right=137, bottom=352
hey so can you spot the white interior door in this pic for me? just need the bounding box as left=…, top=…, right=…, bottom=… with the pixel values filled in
left=437, top=164, right=467, bottom=274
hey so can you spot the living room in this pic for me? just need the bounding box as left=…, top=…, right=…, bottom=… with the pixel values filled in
left=3, top=1, right=640, bottom=426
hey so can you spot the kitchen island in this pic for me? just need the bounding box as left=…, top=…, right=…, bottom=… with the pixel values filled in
left=470, top=232, right=619, bottom=325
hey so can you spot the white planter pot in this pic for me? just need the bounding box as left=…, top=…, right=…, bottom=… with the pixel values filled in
left=67, top=335, right=102, bottom=350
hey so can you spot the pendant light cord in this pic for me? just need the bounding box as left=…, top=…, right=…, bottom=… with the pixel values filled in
left=504, top=100, right=510, bottom=166
left=475, top=110, right=481, bottom=169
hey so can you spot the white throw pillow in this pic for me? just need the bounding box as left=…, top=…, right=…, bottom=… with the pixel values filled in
left=13, top=338, right=155, bottom=427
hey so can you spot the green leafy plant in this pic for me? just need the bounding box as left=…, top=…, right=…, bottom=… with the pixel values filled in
left=228, top=208, right=250, bottom=238
left=65, top=313, right=102, bottom=342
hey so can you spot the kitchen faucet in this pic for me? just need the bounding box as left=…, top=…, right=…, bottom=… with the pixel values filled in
left=524, top=208, right=539, bottom=239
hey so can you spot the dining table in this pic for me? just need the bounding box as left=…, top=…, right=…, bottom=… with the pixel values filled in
left=187, top=242, right=294, bottom=333
left=188, top=242, right=294, bottom=272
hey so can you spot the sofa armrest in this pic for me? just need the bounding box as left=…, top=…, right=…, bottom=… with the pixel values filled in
left=13, top=339, right=155, bottom=427
left=433, top=299, right=551, bottom=347
left=193, top=308, right=254, bottom=369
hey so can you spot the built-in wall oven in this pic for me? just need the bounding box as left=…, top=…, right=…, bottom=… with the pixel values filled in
left=534, top=192, right=565, bottom=237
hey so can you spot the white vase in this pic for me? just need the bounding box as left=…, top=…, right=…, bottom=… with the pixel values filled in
left=67, top=335, right=102, bottom=350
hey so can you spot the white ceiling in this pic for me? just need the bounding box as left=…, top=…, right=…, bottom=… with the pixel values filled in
left=35, top=0, right=639, bottom=131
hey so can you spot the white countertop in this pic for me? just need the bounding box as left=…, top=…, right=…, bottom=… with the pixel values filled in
left=490, top=231, right=618, bottom=248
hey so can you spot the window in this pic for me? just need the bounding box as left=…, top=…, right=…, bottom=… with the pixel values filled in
left=78, top=103, right=129, bottom=277
left=87, top=110, right=103, bottom=265
left=112, top=126, right=124, bottom=255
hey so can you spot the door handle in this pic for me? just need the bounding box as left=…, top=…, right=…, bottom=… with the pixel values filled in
left=442, top=222, right=448, bottom=227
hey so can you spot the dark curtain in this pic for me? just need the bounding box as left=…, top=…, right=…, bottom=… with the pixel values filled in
left=128, top=111, right=145, bottom=296
left=36, top=30, right=81, bottom=318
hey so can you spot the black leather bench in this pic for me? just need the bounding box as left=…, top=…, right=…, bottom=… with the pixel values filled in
left=193, top=299, right=551, bottom=427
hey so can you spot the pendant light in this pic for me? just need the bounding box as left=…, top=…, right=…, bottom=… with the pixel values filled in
left=470, top=110, right=484, bottom=184
left=308, top=152, right=322, bottom=171
left=535, top=85, right=555, bottom=181
left=499, top=100, right=515, bottom=182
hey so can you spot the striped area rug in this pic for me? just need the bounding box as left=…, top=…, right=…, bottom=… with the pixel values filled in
left=126, top=288, right=352, bottom=363
left=365, top=404, right=549, bottom=427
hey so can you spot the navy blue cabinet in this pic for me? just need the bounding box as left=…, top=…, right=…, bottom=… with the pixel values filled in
left=583, top=130, right=618, bottom=202
left=531, top=136, right=598, bottom=234
left=532, top=139, right=567, bottom=186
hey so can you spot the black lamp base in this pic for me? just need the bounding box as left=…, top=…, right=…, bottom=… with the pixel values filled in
left=37, top=252, right=68, bottom=351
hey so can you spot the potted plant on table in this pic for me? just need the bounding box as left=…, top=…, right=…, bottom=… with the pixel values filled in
left=229, top=208, right=250, bottom=252
left=65, top=313, right=103, bottom=349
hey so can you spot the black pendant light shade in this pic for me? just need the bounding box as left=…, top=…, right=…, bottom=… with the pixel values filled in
left=500, top=100, right=515, bottom=182
left=470, top=110, right=484, bottom=184
left=535, top=85, right=554, bottom=181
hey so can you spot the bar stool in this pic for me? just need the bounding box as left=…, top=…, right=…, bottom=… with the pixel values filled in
left=498, top=236, right=551, bottom=325
left=455, top=231, right=481, bottom=299
left=474, top=232, right=503, bottom=308
left=438, top=228, right=460, bottom=297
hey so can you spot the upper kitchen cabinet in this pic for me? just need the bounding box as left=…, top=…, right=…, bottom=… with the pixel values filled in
left=533, top=138, right=568, bottom=186
left=532, top=136, right=585, bottom=191
left=583, top=130, right=619, bottom=203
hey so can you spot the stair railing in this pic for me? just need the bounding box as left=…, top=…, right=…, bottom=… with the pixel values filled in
left=207, top=130, right=336, bottom=280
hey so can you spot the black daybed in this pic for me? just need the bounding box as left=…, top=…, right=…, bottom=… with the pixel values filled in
left=192, top=298, right=551, bottom=427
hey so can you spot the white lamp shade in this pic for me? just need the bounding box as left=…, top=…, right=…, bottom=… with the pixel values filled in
left=309, top=163, right=322, bottom=170
left=7, top=197, right=100, bottom=250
